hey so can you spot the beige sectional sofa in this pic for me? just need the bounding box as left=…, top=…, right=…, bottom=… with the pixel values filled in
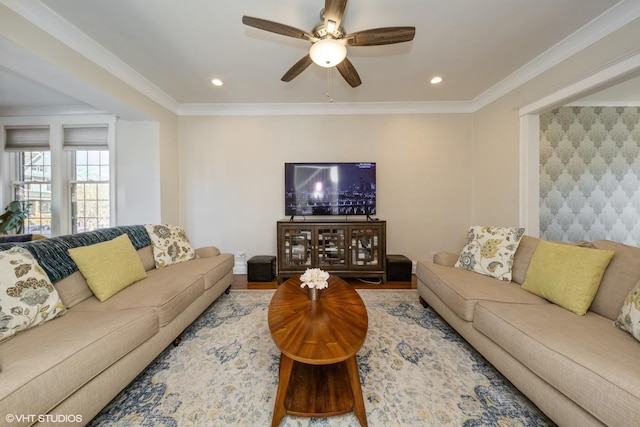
left=416, top=235, right=640, bottom=427
left=0, top=226, right=234, bottom=426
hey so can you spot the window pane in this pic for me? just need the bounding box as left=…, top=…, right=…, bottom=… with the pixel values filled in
left=87, top=151, right=100, bottom=164
left=76, top=150, right=88, bottom=165
left=14, top=151, right=52, bottom=236
left=71, top=149, right=110, bottom=233
left=76, top=166, right=88, bottom=181
left=97, top=183, right=109, bottom=199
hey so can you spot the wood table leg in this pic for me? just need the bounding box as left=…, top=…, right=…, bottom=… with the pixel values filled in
left=345, top=355, right=368, bottom=427
left=272, top=353, right=293, bottom=427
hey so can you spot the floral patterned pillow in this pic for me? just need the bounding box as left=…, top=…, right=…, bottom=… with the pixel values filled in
left=455, top=226, right=525, bottom=282
left=144, top=224, right=198, bottom=268
left=615, top=280, right=640, bottom=342
left=0, top=247, right=67, bottom=343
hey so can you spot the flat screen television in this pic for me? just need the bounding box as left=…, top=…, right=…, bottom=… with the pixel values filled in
left=285, top=162, right=376, bottom=216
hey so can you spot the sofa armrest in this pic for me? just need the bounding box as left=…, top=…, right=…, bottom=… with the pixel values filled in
left=195, top=246, right=221, bottom=258
left=434, top=251, right=459, bottom=267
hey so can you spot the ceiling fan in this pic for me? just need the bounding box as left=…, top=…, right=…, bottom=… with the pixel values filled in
left=242, top=0, right=415, bottom=88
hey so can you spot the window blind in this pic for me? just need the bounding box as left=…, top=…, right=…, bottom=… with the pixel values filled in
left=4, top=126, right=50, bottom=151
left=63, top=125, right=108, bottom=150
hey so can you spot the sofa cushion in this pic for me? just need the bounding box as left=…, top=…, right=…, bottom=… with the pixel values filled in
left=0, top=247, right=66, bottom=343
left=161, top=250, right=234, bottom=290
left=68, top=234, right=148, bottom=302
left=145, top=224, right=197, bottom=268
left=433, top=251, right=459, bottom=267
left=510, top=235, right=540, bottom=285
left=0, top=307, right=158, bottom=419
left=455, top=226, right=525, bottom=282
left=522, top=240, right=614, bottom=315
left=54, top=271, right=93, bottom=308
left=72, top=269, right=204, bottom=327
left=615, top=280, right=640, bottom=342
left=590, top=240, right=640, bottom=320
left=415, top=261, right=547, bottom=321
left=138, top=245, right=156, bottom=271
left=473, top=301, right=640, bottom=427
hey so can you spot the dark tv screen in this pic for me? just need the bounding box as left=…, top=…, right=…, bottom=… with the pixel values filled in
left=285, top=162, right=376, bottom=216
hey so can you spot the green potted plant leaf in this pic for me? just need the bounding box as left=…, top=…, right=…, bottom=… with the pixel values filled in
left=0, top=200, right=32, bottom=235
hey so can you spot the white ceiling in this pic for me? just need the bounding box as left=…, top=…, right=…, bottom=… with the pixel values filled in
left=1, top=0, right=639, bottom=116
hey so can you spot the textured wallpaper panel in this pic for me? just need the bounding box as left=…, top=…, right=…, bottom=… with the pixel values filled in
left=540, top=106, right=640, bottom=245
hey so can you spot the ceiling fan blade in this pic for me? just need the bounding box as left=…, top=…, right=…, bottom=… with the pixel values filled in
left=324, top=0, right=348, bottom=31
left=345, top=27, right=415, bottom=46
left=336, top=57, right=361, bottom=88
left=281, top=55, right=314, bottom=82
left=242, top=16, right=316, bottom=42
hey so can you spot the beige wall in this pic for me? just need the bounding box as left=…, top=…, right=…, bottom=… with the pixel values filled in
left=4, top=5, right=640, bottom=260
left=179, top=114, right=473, bottom=262
left=472, top=17, right=640, bottom=232
left=0, top=4, right=180, bottom=224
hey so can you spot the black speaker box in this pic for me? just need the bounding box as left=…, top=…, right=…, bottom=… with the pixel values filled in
left=247, top=255, right=276, bottom=282
left=386, top=254, right=412, bottom=281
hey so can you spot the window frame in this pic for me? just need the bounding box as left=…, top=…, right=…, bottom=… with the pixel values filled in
left=0, top=115, right=117, bottom=236
left=70, top=149, right=111, bottom=234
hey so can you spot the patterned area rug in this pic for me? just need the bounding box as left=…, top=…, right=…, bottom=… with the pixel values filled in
left=89, top=290, right=554, bottom=426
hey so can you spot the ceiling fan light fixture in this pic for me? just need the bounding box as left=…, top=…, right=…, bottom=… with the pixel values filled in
left=310, top=38, right=347, bottom=68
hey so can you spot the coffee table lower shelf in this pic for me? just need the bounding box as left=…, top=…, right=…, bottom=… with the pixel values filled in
left=272, top=354, right=367, bottom=426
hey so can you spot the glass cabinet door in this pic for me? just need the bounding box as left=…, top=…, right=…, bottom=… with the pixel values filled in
left=282, top=227, right=313, bottom=268
left=317, top=227, right=346, bottom=268
left=350, top=227, right=381, bottom=267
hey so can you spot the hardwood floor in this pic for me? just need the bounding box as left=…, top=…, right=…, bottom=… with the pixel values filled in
left=231, top=274, right=417, bottom=290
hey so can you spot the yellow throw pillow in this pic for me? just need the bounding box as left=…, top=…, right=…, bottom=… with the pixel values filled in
left=68, top=234, right=147, bottom=302
left=522, top=240, right=614, bottom=315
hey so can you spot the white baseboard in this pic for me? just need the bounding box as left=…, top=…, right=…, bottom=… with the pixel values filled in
left=233, top=265, right=247, bottom=274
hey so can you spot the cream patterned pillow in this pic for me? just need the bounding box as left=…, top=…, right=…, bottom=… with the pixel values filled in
left=0, top=247, right=67, bottom=342
left=455, top=226, right=525, bottom=282
left=615, top=280, right=640, bottom=342
left=144, top=224, right=198, bottom=268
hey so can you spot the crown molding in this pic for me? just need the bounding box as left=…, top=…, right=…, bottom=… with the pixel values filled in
left=519, top=50, right=640, bottom=116
left=0, top=104, right=105, bottom=117
left=178, top=101, right=474, bottom=116
left=566, top=101, right=640, bottom=107
left=1, top=0, right=180, bottom=114
left=470, top=0, right=640, bottom=112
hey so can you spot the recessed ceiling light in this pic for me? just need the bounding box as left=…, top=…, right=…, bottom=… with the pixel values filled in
left=430, top=76, right=443, bottom=84
left=211, top=78, right=224, bottom=86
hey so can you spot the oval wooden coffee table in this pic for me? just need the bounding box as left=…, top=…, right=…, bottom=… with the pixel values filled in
left=268, top=275, right=368, bottom=427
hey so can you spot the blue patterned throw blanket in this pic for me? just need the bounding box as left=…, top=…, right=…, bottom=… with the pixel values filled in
left=0, top=225, right=151, bottom=283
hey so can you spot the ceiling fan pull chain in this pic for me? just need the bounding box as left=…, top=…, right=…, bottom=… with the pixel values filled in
left=326, top=67, right=334, bottom=102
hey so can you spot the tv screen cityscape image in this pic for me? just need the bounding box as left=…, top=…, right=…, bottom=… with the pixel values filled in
left=285, top=162, right=376, bottom=216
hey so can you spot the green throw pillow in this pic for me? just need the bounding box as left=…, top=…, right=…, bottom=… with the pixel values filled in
left=522, top=240, right=614, bottom=315
left=68, top=234, right=147, bottom=302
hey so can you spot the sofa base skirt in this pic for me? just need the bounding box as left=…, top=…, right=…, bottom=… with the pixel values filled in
left=417, top=280, right=605, bottom=427
left=43, top=272, right=233, bottom=427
